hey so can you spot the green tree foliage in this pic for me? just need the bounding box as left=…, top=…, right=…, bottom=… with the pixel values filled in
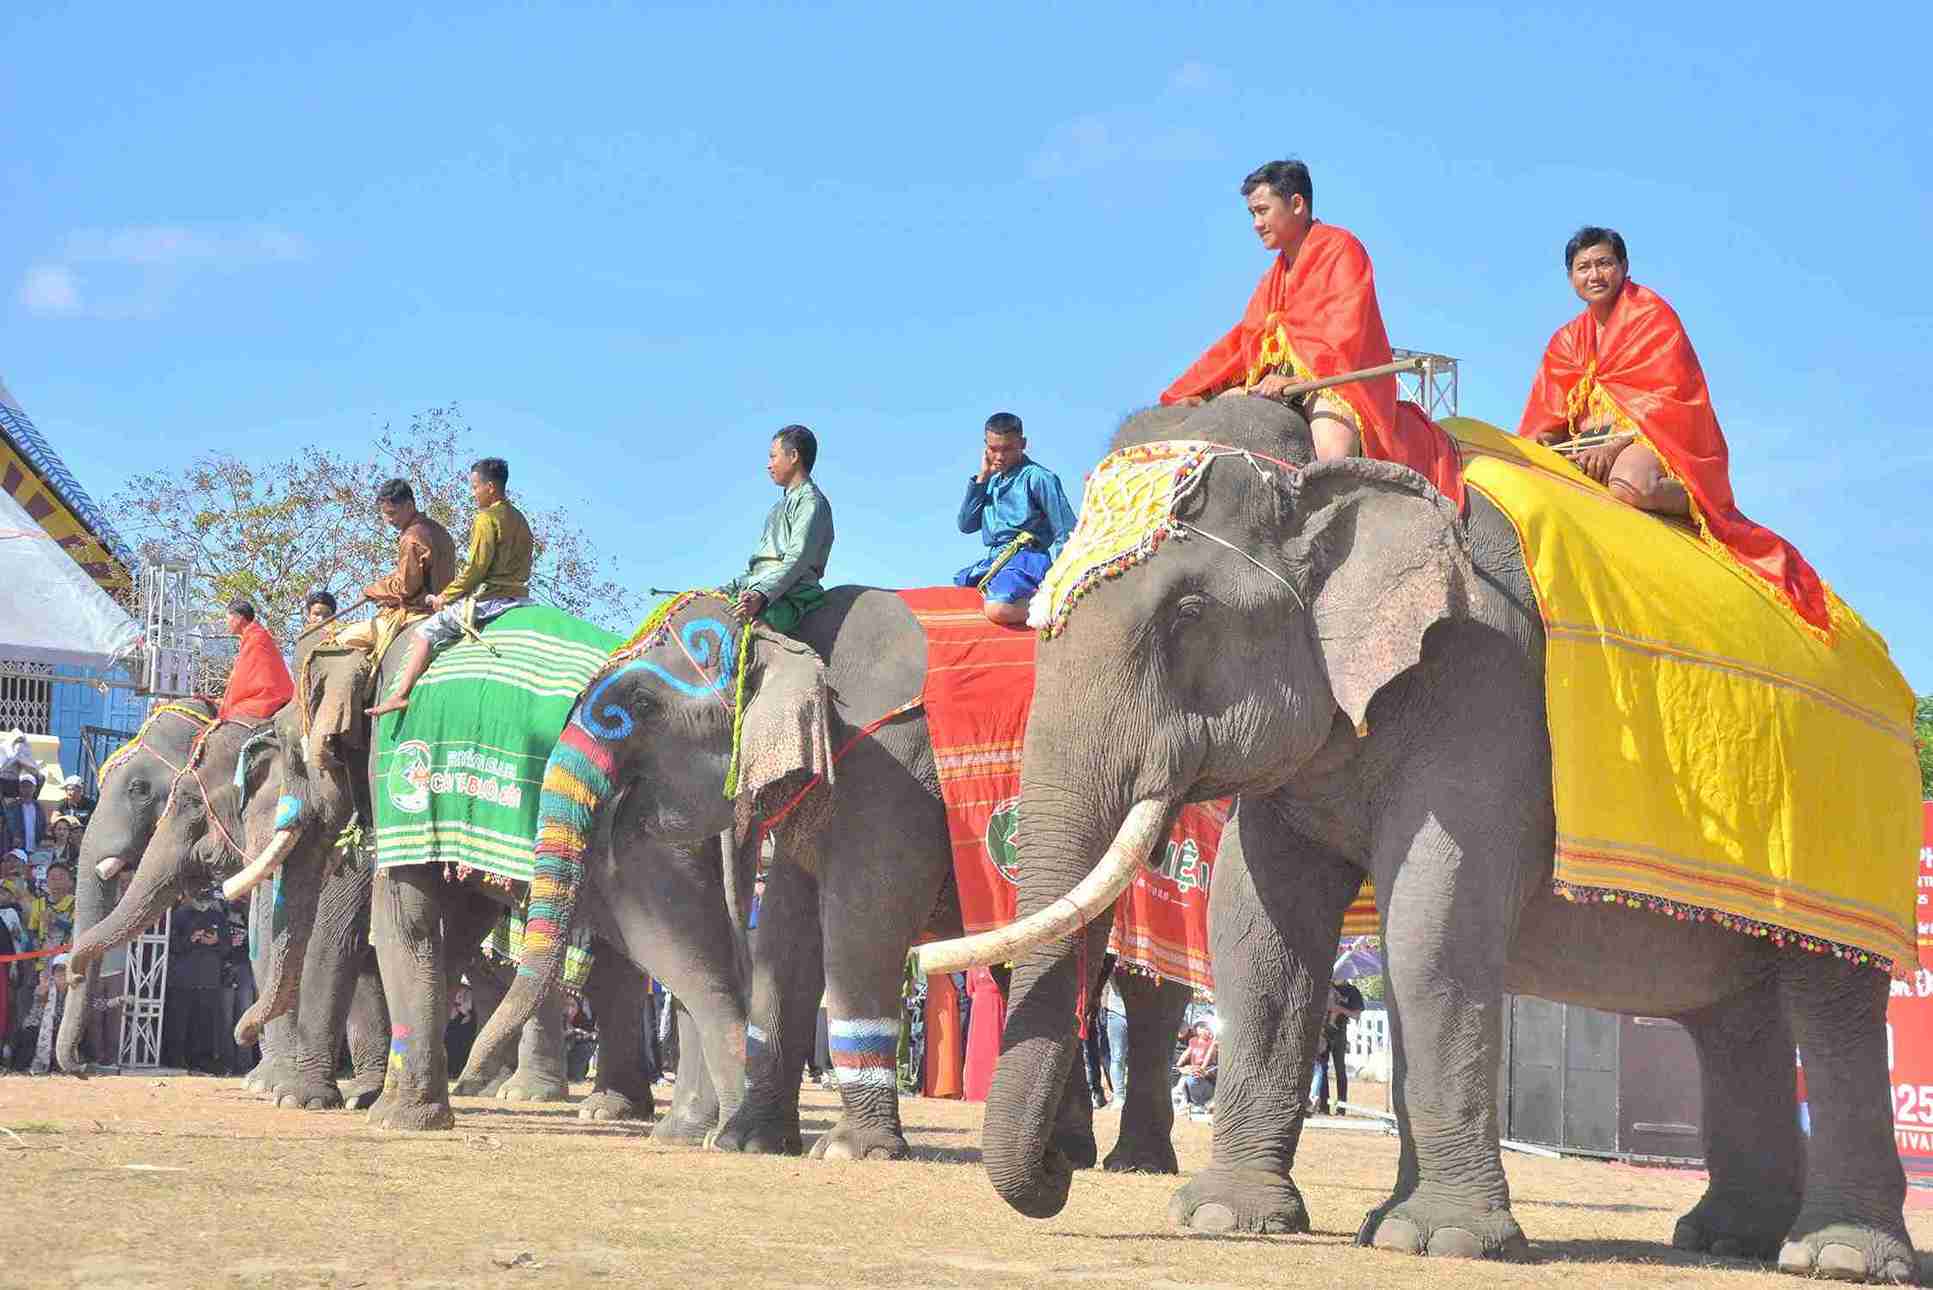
left=113, top=406, right=638, bottom=686
left=1917, top=693, right=1933, bottom=800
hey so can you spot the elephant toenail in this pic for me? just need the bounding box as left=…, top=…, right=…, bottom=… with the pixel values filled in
left=1879, top=1257, right=1917, bottom=1284
left=1814, top=1243, right=1870, bottom=1280
left=1371, top=1217, right=1424, bottom=1254
left=1189, top=1203, right=1238, bottom=1233
left=1776, top=1240, right=1817, bottom=1273
left=1424, top=1227, right=1485, bottom=1259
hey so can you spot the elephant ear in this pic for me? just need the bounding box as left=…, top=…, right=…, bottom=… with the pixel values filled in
left=733, top=629, right=835, bottom=818
left=1285, top=457, right=1472, bottom=731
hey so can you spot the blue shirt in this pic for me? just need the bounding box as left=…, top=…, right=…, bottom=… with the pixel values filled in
left=956, top=458, right=1078, bottom=562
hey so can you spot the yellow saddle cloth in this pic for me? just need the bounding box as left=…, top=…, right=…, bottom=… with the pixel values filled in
left=1443, top=417, right=1920, bottom=972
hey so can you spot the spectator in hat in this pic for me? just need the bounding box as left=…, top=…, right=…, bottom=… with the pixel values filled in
left=59, top=774, right=95, bottom=824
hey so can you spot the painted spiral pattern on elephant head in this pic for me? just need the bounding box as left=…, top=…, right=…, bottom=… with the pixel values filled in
left=577, top=616, right=738, bottom=740
left=523, top=721, right=616, bottom=975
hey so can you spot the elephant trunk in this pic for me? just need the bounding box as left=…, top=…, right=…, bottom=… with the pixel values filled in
left=235, top=837, right=327, bottom=1045
left=973, top=796, right=1167, bottom=1218
left=456, top=723, right=613, bottom=1090
left=64, top=849, right=189, bottom=978
left=55, top=846, right=121, bottom=1071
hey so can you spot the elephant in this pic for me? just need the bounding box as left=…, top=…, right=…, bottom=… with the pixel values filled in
left=464, top=588, right=1197, bottom=1170
left=929, top=396, right=1914, bottom=1282
left=253, top=629, right=727, bottom=1134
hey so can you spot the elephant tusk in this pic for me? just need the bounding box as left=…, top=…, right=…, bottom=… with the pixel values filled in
left=911, top=799, right=1168, bottom=976
left=95, top=856, right=128, bottom=881
left=222, top=829, right=298, bottom=901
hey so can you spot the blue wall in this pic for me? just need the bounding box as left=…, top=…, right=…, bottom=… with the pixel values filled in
left=47, top=665, right=151, bottom=784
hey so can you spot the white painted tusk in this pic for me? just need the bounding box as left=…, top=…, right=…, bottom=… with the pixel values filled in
left=95, top=856, right=128, bottom=881
left=222, top=829, right=298, bottom=901
left=911, top=799, right=1168, bottom=976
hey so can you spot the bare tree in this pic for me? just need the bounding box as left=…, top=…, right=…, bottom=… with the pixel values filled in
left=112, top=405, right=637, bottom=675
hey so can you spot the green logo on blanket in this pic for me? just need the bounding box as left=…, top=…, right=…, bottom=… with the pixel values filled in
left=1147, top=838, right=1209, bottom=896
left=985, top=796, right=1021, bottom=884
left=387, top=740, right=434, bottom=815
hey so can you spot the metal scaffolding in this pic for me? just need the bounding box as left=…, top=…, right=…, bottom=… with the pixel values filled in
left=118, top=909, right=170, bottom=1069
left=1391, top=348, right=1459, bottom=420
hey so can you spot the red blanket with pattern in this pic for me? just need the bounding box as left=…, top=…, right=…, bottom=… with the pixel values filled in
left=899, top=587, right=1374, bottom=992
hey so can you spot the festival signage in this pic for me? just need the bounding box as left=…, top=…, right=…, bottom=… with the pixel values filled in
left=1886, top=801, right=1933, bottom=1178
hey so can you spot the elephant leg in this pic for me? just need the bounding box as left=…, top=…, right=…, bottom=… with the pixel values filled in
left=716, top=861, right=818, bottom=1155
left=578, top=948, right=654, bottom=1122
left=340, top=948, right=388, bottom=1110
left=1357, top=815, right=1527, bottom=1262
left=1772, top=956, right=1915, bottom=1283
left=1666, top=973, right=1802, bottom=1260
left=654, top=1000, right=723, bottom=1143
left=1169, top=801, right=1355, bottom=1235
left=1103, top=972, right=1186, bottom=1174
left=365, top=868, right=458, bottom=1131
left=496, top=988, right=571, bottom=1102
left=279, top=864, right=372, bottom=1111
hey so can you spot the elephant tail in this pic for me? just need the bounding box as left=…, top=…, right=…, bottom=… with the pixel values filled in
left=455, top=722, right=613, bottom=1091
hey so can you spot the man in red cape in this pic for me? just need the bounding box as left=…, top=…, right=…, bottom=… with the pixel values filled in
left=1519, top=227, right=1833, bottom=636
left=1161, top=159, right=1462, bottom=506
left=217, top=599, right=295, bottom=721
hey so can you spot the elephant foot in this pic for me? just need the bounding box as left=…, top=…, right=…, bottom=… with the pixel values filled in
left=649, top=1109, right=720, bottom=1146
left=712, top=1106, right=803, bottom=1156
left=1102, top=1130, right=1179, bottom=1175
left=243, top=1058, right=293, bottom=1096
left=1054, top=1122, right=1098, bottom=1171
left=578, top=1089, right=654, bottom=1123
left=341, top=1074, right=385, bottom=1111
left=1356, top=1191, right=1530, bottom=1261
left=1775, top=1213, right=1919, bottom=1285
left=496, top=1071, right=570, bottom=1104
left=367, top=1094, right=456, bottom=1132
left=452, top=1066, right=511, bottom=1098
left=1671, top=1185, right=1801, bottom=1261
left=1168, top=1168, right=1310, bottom=1235
left=809, top=1118, right=908, bottom=1161
left=274, top=1078, right=345, bottom=1111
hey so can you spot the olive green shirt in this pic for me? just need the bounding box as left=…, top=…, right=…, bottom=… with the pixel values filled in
left=440, top=499, right=534, bottom=602
left=724, top=477, right=835, bottom=603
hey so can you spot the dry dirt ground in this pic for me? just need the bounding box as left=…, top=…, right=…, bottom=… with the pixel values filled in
left=1, top=1072, right=1927, bottom=1290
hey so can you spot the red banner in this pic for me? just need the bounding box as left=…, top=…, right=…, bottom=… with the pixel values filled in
left=1886, top=802, right=1933, bottom=1176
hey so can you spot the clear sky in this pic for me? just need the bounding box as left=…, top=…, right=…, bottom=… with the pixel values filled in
left=5, top=2, right=1929, bottom=688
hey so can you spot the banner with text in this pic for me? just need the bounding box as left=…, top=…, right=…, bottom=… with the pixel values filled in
left=1886, top=801, right=1933, bottom=1177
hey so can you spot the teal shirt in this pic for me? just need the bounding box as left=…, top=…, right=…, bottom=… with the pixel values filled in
left=957, top=458, right=1078, bottom=561
left=725, top=477, right=835, bottom=602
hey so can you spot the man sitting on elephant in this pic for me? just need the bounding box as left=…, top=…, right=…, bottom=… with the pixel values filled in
left=1160, top=158, right=1461, bottom=497
left=1520, top=226, right=1834, bottom=634
left=953, top=411, right=1078, bottom=626
left=335, top=477, right=458, bottom=657
left=367, top=456, right=532, bottom=717
left=721, top=424, right=834, bottom=632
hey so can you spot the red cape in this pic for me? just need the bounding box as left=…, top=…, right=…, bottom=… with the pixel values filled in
left=1161, top=223, right=1463, bottom=506
left=219, top=621, right=294, bottom=721
left=1518, top=280, right=1832, bottom=635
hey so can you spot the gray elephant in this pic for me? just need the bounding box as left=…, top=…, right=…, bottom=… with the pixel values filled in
left=262, top=632, right=724, bottom=1134
left=465, top=588, right=1196, bottom=1170
left=923, top=397, right=1913, bottom=1282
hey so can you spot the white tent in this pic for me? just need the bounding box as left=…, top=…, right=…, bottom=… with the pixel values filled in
left=0, top=484, right=142, bottom=671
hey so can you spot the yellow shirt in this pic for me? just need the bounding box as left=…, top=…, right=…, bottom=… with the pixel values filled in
left=440, top=500, right=534, bottom=602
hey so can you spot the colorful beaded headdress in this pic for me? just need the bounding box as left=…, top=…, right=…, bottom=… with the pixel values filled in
left=1029, top=440, right=1294, bottom=638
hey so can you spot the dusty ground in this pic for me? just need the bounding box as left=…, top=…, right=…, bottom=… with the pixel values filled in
left=0, top=1073, right=1926, bottom=1289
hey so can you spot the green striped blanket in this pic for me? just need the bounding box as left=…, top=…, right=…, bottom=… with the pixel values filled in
left=372, top=606, right=620, bottom=882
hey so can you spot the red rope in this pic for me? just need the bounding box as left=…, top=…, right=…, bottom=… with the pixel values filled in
left=756, top=697, right=921, bottom=833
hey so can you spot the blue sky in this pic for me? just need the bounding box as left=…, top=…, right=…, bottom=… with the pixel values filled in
left=5, top=2, right=1929, bottom=688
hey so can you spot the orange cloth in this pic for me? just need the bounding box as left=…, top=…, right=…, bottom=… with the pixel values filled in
left=1517, top=280, right=1832, bottom=636
left=1160, top=223, right=1464, bottom=506
left=218, top=621, right=294, bottom=721
left=923, top=972, right=964, bottom=1100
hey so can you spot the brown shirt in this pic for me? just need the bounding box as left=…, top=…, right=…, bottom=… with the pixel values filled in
left=364, top=513, right=458, bottom=611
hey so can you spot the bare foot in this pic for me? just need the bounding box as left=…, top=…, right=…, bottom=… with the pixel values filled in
left=365, top=696, right=410, bottom=717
